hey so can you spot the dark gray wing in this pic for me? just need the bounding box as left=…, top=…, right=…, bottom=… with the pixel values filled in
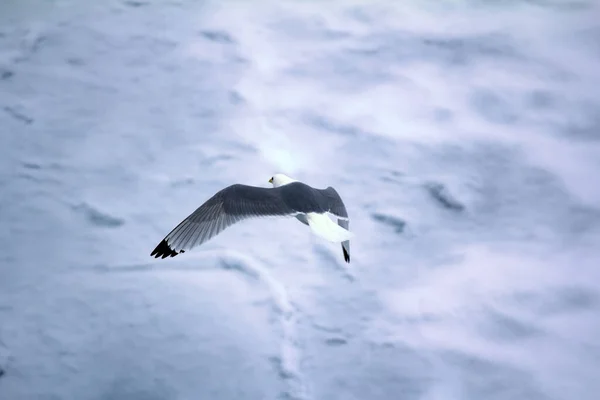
left=319, top=187, right=351, bottom=263
left=151, top=184, right=298, bottom=258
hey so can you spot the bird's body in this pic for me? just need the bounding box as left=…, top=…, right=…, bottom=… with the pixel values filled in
left=150, top=174, right=352, bottom=262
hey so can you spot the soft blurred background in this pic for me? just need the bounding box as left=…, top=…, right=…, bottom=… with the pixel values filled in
left=1, top=0, right=599, bottom=399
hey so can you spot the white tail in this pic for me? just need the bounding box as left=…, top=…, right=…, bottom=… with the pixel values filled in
left=306, top=212, right=354, bottom=243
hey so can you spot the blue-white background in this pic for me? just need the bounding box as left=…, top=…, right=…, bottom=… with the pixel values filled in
left=1, top=1, right=599, bottom=399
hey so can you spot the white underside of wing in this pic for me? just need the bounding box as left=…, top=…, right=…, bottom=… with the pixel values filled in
left=305, top=212, right=353, bottom=243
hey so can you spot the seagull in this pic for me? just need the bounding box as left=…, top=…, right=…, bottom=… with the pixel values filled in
left=150, top=174, right=352, bottom=262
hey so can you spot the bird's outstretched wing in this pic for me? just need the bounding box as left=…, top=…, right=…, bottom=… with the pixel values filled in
left=319, top=186, right=351, bottom=263
left=151, top=184, right=297, bottom=258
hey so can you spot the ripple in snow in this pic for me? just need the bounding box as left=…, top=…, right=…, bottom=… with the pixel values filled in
left=371, top=212, right=407, bottom=234
left=0, top=339, right=8, bottom=379
left=424, top=182, right=465, bottom=212
left=215, top=251, right=310, bottom=400
left=478, top=308, right=543, bottom=342
left=0, top=68, right=13, bottom=80
left=72, top=203, right=125, bottom=228
left=94, top=251, right=310, bottom=399
left=513, top=285, right=598, bottom=316
left=123, top=0, right=148, bottom=7
left=200, top=30, right=235, bottom=44
left=3, top=106, right=33, bottom=125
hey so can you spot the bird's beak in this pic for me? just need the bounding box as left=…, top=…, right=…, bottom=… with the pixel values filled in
left=268, top=177, right=273, bottom=183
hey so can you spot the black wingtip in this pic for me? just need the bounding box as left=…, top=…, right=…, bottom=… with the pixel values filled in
left=342, top=246, right=350, bottom=263
left=150, top=239, right=184, bottom=259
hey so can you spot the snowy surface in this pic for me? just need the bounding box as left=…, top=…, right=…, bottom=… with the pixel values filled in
left=1, top=0, right=600, bottom=399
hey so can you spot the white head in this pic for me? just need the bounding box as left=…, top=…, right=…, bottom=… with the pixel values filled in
left=268, top=173, right=297, bottom=187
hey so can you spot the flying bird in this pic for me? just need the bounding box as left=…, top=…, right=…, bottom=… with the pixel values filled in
left=150, top=174, right=352, bottom=262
